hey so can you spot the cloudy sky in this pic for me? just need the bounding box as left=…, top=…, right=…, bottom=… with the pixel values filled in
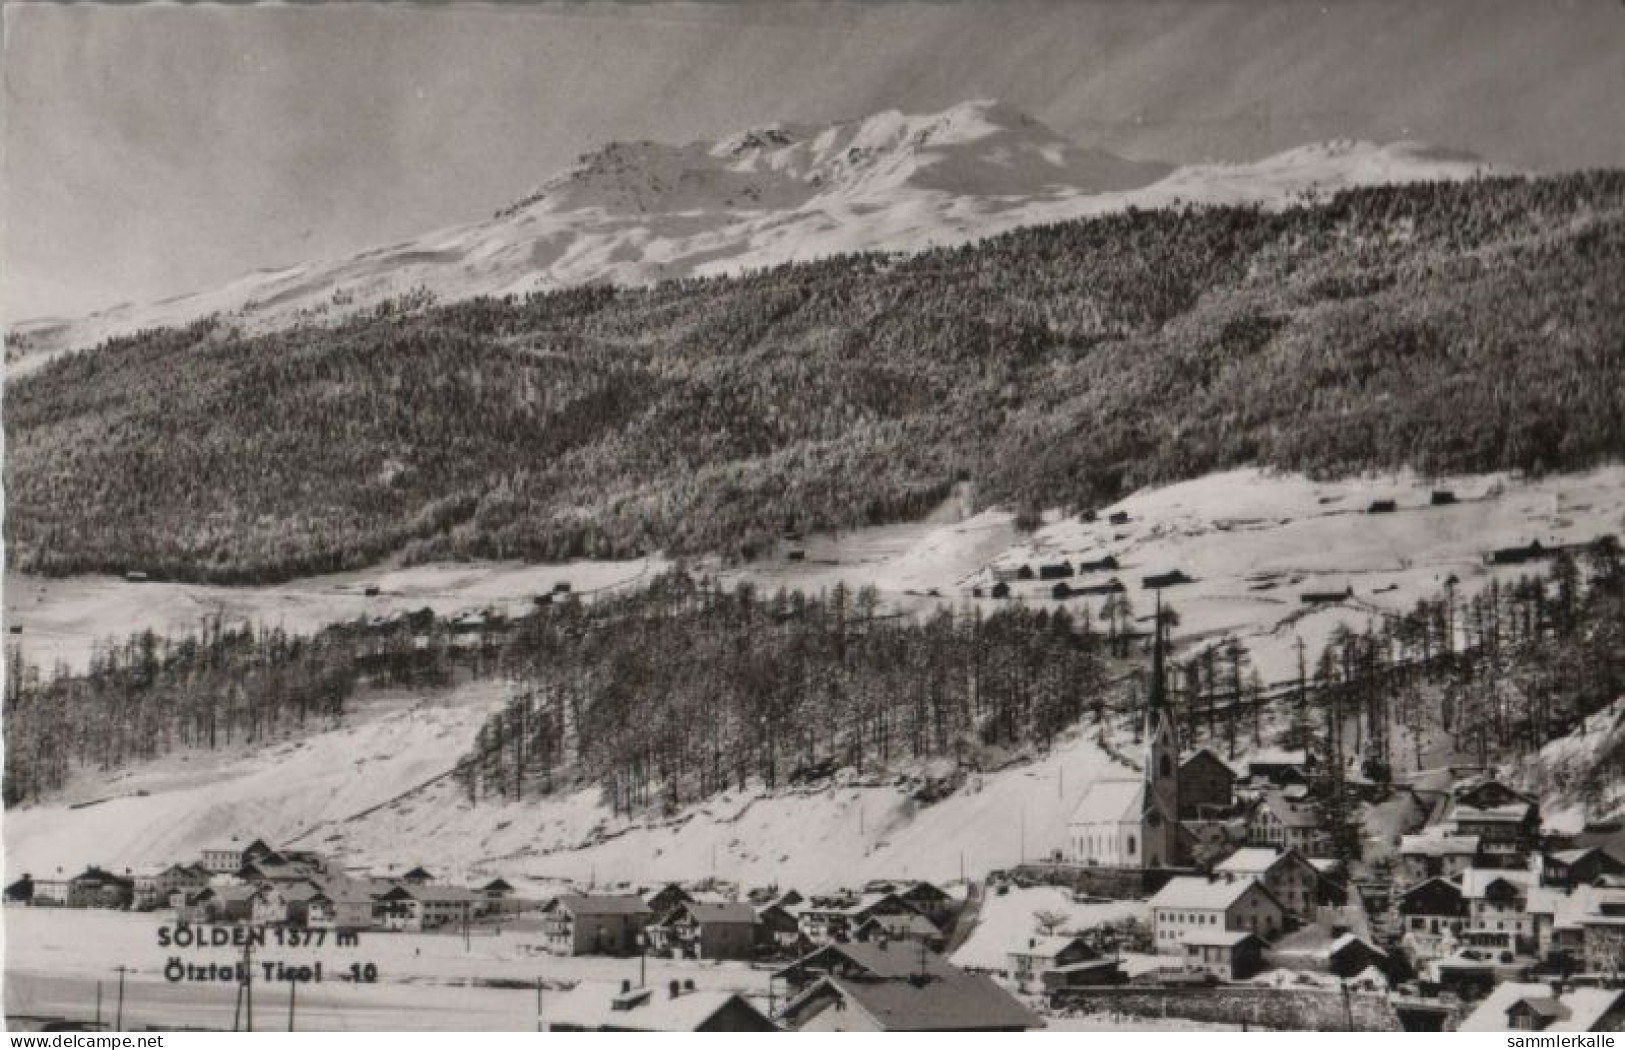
left=5, top=0, right=1623, bottom=321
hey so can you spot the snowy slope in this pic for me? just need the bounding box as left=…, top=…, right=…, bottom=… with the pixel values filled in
left=8, top=102, right=1496, bottom=369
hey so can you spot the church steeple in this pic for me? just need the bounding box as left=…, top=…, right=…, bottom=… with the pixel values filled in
left=1141, top=594, right=1182, bottom=867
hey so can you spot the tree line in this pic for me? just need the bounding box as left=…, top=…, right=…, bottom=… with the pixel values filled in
left=7, top=172, right=1624, bottom=583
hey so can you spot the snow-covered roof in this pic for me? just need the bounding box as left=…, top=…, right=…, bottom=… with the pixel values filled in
left=1460, top=868, right=1534, bottom=899
left=1148, top=875, right=1273, bottom=912
left=1215, top=847, right=1302, bottom=876
left=1181, top=929, right=1256, bottom=948
left=1459, top=983, right=1625, bottom=1032
left=1009, top=935, right=1088, bottom=959
left=1068, top=779, right=1143, bottom=826
left=1447, top=802, right=1532, bottom=823
left=1258, top=792, right=1320, bottom=829
left=1399, top=833, right=1480, bottom=857
left=541, top=982, right=769, bottom=1032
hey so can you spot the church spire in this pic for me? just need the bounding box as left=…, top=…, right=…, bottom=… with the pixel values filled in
left=1147, top=594, right=1166, bottom=718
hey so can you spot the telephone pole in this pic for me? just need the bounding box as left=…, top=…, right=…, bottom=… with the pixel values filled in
left=113, top=966, right=127, bottom=1031
left=287, top=972, right=297, bottom=1032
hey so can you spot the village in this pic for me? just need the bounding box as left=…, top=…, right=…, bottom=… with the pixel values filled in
left=10, top=611, right=1625, bottom=1034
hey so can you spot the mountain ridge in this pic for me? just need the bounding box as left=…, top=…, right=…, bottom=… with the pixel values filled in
left=6, top=100, right=1497, bottom=369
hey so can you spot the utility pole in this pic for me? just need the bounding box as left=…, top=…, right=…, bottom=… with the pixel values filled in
left=95, top=981, right=102, bottom=1029
left=242, top=938, right=255, bottom=1032
left=114, top=966, right=127, bottom=1031
left=536, top=976, right=544, bottom=1032
left=287, top=973, right=297, bottom=1032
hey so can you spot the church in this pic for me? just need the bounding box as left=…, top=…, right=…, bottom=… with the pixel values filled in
left=1066, top=603, right=1186, bottom=869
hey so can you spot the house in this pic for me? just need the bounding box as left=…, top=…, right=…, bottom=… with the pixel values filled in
left=1241, top=748, right=1318, bottom=784
left=1247, top=792, right=1327, bottom=855
left=399, top=866, right=436, bottom=885
left=1179, top=749, right=1236, bottom=819
left=646, top=902, right=757, bottom=961
left=643, top=882, right=693, bottom=918
left=797, top=892, right=926, bottom=946
left=776, top=944, right=1038, bottom=1032
left=306, top=883, right=376, bottom=930
left=1074, top=578, right=1127, bottom=597
left=1573, top=892, right=1625, bottom=973
left=1459, top=983, right=1625, bottom=1032
left=1108, top=511, right=1130, bottom=526
left=1267, top=929, right=1389, bottom=979
left=1006, top=936, right=1097, bottom=992
left=1015, top=565, right=1035, bottom=581
left=5, top=875, right=33, bottom=904
left=183, top=884, right=259, bottom=923
left=755, top=904, right=804, bottom=954
left=1399, top=833, right=1483, bottom=883
left=1038, top=561, right=1074, bottom=580
left=1397, top=877, right=1469, bottom=959
left=477, top=877, right=518, bottom=915
left=1076, top=555, right=1120, bottom=573
left=375, top=884, right=478, bottom=931
left=1543, top=847, right=1625, bottom=889
left=541, top=980, right=777, bottom=1032
left=1214, top=847, right=1322, bottom=922
left=1431, top=490, right=1458, bottom=506
left=1367, top=500, right=1397, bottom=514
left=1462, top=868, right=1536, bottom=955
left=1182, top=930, right=1264, bottom=981
left=1148, top=875, right=1285, bottom=949
left=1488, top=541, right=1554, bottom=566
left=200, top=838, right=279, bottom=875
left=250, top=884, right=290, bottom=925
left=1444, top=794, right=1539, bottom=858
left=67, top=867, right=134, bottom=909
left=1142, top=570, right=1192, bottom=590
left=130, top=863, right=209, bottom=910
left=1039, top=959, right=1126, bottom=992
left=30, top=879, right=71, bottom=907
left=853, top=912, right=943, bottom=951
left=892, top=881, right=955, bottom=926
left=540, top=895, right=653, bottom=956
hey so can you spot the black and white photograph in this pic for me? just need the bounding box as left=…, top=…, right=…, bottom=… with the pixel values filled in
left=4, top=0, right=1625, bottom=1034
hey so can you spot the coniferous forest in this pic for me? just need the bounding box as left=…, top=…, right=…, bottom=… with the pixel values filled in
left=6, top=173, right=1624, bottom=584
left=9, top=545, right=1624, bottom=824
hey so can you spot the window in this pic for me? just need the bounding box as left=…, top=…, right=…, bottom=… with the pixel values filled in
left=1128, top=836, right=1136, bottom=856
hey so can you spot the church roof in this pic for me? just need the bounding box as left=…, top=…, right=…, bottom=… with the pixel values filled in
left=1068, top=779, right=1144, bottom=826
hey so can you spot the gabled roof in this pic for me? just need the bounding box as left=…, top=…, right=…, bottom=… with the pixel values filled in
left=1180, top=748, right=1237, bottom=777
left=1068, top=778, right=1143, bottom=826
left=1216, top=847, right=1312, bottom=877
left=541, top=982, right=775, bottom=1032
left=1399, top=833, right=1481, bottom=857
left=1181, top=929, right=1258, bottom=949
left=553, top=893, right=653, bottom=917
left=1008, top=935, right=1091, bottom=960
left=1461, top=868, right=1534, bottom=900
left=675, top=901, right=757, bottom=925
left=1460, top=983, right=1625, bottom=1032
left=788, top=970, right=1038, bottom=1032
left=1257, top=792, right=1321, bottom=829
left=1148, top=875, right=1279, bottom=912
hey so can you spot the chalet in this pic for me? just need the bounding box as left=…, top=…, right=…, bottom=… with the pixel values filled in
left=1544, top=847, right=1625, bottom=889
left=540, top=894, right=653, bottom=956
left=1051, top=581, right=1072, bottom=600
left=1214, top=847, right=1321, bottom=922
left=1397, top=877, right=1469, bottom=958
left=893, top=881, right=954, bottom=925
left=553, top=581, right=572, bottom=594
left=1178, top=749, right=1236, bottom=819
left=1431, top=490, right=1458, bottom=506
left=1267, top=929, right=1389, bottom=979
left=755, top=904, right=804, bottom=954
left=541, top=980, right=777, bottom=1032
left=1038, top=561, right=1074, bottom=580
left=1399, top=833, right=1482, bottom=883
left=1574, top=892, right=1625, bottom=972
left=131, top=863, right=210, bottom=910
left=1108, top=511, right=1130, bottom=526
left=200, top=837, right=279, bottom=875
left=1039, top=959, right=1126, bottom=991
left=376, top=884, right=479, bottom=931
left=1241, top=748, right=1318, bottom=784
left=1006, top=936, right=1097, bottom=991
left=1015, top=564, right=1035, bottom=581
left=306, top=884, right=376, bottom=930
left=1182, top=930, right=1264, bottom=981
left=1076, top=555, right=1120, bottom=573
left=478, top=877, right=519, bottom=915
left=5, top=875, right=33, bottom=904
left=1247, top=792, right=1327, bottom=855
left=1444, top=797, right=1539, bottom=858
left=797, top=892, right=925, bottom=946
left=1459, top=983, right=1625, bottom=1033
left=183, top=884, right=259, bottom=924
left=67, top=867, right=134, bottom=909
left=1074, top=578, right=1126, bottom=597
left=776, top=943, right=1037, bottom=1032
left=1367, top=500, right=1397, bottom=514
left=1142, top=570, right=1192, bottom=590
left=1300, top=587, right=1353, bottom=605
left=1462, top=868, right=1536, bottom=955
left=646, top=901, right=757, bottom=961
left=30, top=878, right=71, bottom=907
left=853, top=912, right=942, bottom=950
left=399, top=865, right=436, bottom=885
left=278, top=881, right=329, bottom=926
left=1148, top=876, right=1285, bottom=949
left=1488, top=541, right=1554, bottom=566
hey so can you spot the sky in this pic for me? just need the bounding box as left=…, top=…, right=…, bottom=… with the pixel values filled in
left=4, top=0, right=1623, bottom=322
